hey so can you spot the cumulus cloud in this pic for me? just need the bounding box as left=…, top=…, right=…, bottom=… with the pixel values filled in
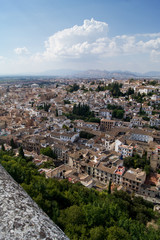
left=14, top=47, right=30, bottom=55
left=39, top=18, right=160, bottom=63
left=151, top=49, right=160, bottom=62
left=10, top=18, right=160, bottom=75
left=43, top=18, right=109, bottom=59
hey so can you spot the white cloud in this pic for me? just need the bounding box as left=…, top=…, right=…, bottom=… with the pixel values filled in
left=40, top=19, right=160, bottom=63
left=14, top=47, right=30, bottom=55
left=3, top=18, right=160, bottom=74
left=43, top=18, right=109, bottom=59
left=151, top=49, right=160, bottom=62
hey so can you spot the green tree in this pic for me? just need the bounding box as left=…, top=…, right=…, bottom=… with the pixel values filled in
left=107, top=226, right=131, bottom=240
left=10, top=138, right=16, bottom=149
left=1, top=143, right=5, bottom=151
left=90, top=226, right=106, bottom=240
left=68, top=83, right=79, bottom=93
left=19, top=146, right=25, bottom=158
left=40, top=146, right=57, bottom=159
left=108, top=180, right=112, bottom=194
left=62, top=124, right=69, bottom=131
left=80, top=131, right=95, bottom=139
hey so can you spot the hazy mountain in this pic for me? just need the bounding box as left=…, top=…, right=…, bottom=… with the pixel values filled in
left=7, top=69, right=160, bottom=79
left=143, top=71, right=160, bottom=77
left=73, top=70, right=138, bottom=79
left=40, top=69, right=138, bottom=79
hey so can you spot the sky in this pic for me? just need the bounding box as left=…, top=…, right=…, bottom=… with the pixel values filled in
left=0, top=0, right=160, bottom=75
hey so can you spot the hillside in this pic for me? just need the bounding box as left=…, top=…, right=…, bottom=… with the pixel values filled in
left=0, top=149, right=160, bottom=240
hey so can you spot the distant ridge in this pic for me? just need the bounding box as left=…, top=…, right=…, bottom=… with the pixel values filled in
left=39, top=69, right=160, bottom=79
left=1, top=69, right=160, bottom=79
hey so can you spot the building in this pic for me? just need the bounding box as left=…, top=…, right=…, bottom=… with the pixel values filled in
left=130, top=130, right=153, bottom=143
left=122, top=168, right=146, bottom=192
left=100, top=119, right=115, bottom=131
left=118, top=144, right=133, bottom=158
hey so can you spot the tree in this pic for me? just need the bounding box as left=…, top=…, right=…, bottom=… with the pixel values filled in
left=90, top=226, right=106, bottom=240
left=10, top=138, right=16, bottom=149
left=19, top=146, right=25, bottom=158
left=56, top=108, right=58, bottom=117
left=62, top=124, right=69, bottom=131
left=80, top=131, right=95, bottom=139
left=108, top=180, right=112, bottom=194
left=40, top=146, right=57, bottom=159
left=68, top=83, right=79, bottom=93
left=126, top=88, right=134, bottom=96
left=1, top=143, right=5, bottom=151
left=107, top=226, right=131, bottom=240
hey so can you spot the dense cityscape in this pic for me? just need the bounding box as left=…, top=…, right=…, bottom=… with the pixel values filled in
left=0, top=76, right=160, bottom=238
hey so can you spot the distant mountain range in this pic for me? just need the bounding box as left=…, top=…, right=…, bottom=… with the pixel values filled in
left=40, top=69, right=160, bottom=79
left=1, top=69, right=160, bottom=79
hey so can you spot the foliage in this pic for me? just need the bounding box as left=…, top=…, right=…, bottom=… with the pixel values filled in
left=87, top=117, right=100, bottom=123
left=148, top=80, right=158, bottom=86
left=40, top=160, right=55, bottom=169
left=152, top=103, right=160, bottom=111
left=107, top=104, right=123, bottom=110
left=73, top=103, right=94, bottom=117
left=10, top=138, right=17, bottom=149
left=64, top=100, right=71, bottom=104
left=112, top=109, right=125, bottom=119
left=132, top=92, right=146, bottom=103
left=123, top=153, right=151, bottom=175
left=108, top=180, right=111, bottom=194
left=68, top=83, right=79, bottom=93
left=81, top=85, right=88, bottom=92
left=139, top=106, right=146, bottom=116
left=95, top=85, right=108, bottom=92
left=62, top=124, right=69, bottom=131
left=80, top=131, right=95, bottom=139
left=65, top=103, right=95, bottom=122
left=40, top=146, right=57, bottom=159
left=107, top=82, right=123, bottom=97
left=1, top=144, right=5, bottom=151
left=142, top=116, right=150, bottom=121
left=126, top=87, right=134, bottom=96
left=19, top=146, right=25, bottom=158
left=96, top=82, right=123, bottom=97
left=0, top=151, right=159, bottom=240
left=107, top=104, right=125, bottom=119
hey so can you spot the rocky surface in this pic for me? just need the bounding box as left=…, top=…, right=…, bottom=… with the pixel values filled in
left=0, top=164, right=69, bottom=240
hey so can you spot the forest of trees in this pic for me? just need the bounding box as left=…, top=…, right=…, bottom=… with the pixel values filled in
left=0, top=149, right=160, bottom=240
left=80, top=131, right=95, bottom=139
left=96, top=82, right=123, bottom=98
left=65, top=103, right=100, bottom=123
left=107, top=104, right=125, bottom=119
left=123, top=153, right=151, bottom=176
left=68, top=83, right=79, bottom=93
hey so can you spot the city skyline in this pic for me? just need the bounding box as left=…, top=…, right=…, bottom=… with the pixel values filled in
left=0, top=0, right=160, bottom=74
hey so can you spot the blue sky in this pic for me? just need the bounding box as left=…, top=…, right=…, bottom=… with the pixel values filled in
left=0, top=0, right=160, bottom=74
